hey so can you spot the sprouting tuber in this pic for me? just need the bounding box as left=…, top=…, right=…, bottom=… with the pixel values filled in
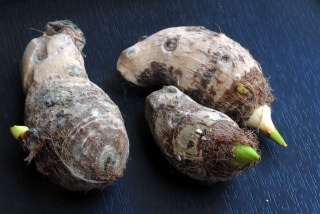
left=11, top=20, right=129, bottom=191
left=145, top=86, right=260, bottom=183
left=117, top=26, right=286, bottom=147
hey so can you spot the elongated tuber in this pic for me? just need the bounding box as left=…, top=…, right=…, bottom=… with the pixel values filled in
left=14, top=20, right=129, bottom=191
left=117, top=26, right=286, bottom=147
left=145, top=86, right=260, bottom=183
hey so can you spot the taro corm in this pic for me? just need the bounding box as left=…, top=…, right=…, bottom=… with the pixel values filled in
left=117, top=26, right=286, bottom=147
left=10, top=20, right=129, bottom=191
left=145, top=86, right=260, bottom=183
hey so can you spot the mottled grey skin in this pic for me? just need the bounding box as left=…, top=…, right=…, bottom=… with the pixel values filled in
left=20, top=21, right=129, bottom=191
left=145, top=86, right=259, bottom=184
left=118, top=26, right=273, bottom=123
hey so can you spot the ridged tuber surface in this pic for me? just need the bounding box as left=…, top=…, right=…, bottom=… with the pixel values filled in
left=145, top=86, right=259, bottom=183
left=117, top=26, right=286, bottom=146
left=19, top=20, right=129, bottom=191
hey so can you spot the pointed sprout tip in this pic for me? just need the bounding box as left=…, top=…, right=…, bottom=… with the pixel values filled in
left=270, top=129, right=287, bottom=147
left=233, top=144, right=260, bottom=165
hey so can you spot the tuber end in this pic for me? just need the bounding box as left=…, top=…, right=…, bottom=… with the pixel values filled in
left=45, top=20, right=86, bottom=52
left=10, top=125, right=29, bottom=140
left=233, top=144, right=260, bottom=165
left=270, top=129, right=287, bottom=147
left=244, top=105, right=287, bottom=147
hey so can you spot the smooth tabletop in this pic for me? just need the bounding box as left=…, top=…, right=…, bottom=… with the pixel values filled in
left=0, top=0, right=319, bottom=213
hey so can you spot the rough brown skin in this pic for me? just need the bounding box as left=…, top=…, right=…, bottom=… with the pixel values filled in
left=20, top=20, right=129, bottom=191
left=117, top=26, right=273, bottom=123
left=145, top=86, right=259, bottom=183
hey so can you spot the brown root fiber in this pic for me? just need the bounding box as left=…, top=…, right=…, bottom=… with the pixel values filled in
left=145, top=86, right=259, bottom=183
left=213, top=67, right=274, bottom=122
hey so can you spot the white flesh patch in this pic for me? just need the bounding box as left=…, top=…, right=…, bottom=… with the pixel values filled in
left=244, top=104, right=275, bottom=134
left=91, top=108, right=100, bottom=117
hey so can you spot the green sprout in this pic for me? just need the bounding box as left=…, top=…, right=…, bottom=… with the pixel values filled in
left=10, top=125, right=29, bottom=140
left=236, top=86, right=248, bottom=95
left=270, top=129, right=287, bottom=147
left=233, top=144, right=260, bottom=165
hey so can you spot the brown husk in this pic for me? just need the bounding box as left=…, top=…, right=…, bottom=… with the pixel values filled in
left=139, top=60, right=273, bottom=124
left=213, top=67, right=274, bottom=122
left=22, top=81, right=129, bottom=191
left=157, top=120, right=258, bottom=184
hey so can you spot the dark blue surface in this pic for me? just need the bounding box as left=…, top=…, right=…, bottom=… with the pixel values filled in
left=0, top=0, right=320, bottom=213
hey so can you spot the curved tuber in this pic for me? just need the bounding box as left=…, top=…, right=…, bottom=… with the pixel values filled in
left=145, top=86, right=260, bottom=184
left=19, top=20, right=129, bottom=191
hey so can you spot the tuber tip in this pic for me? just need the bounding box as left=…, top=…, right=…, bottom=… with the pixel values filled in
left=233, top=144, right=260, bottom=165
left=10, top=125, right=29, bottom=140
left=270, top=129, right=287, bottom=147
